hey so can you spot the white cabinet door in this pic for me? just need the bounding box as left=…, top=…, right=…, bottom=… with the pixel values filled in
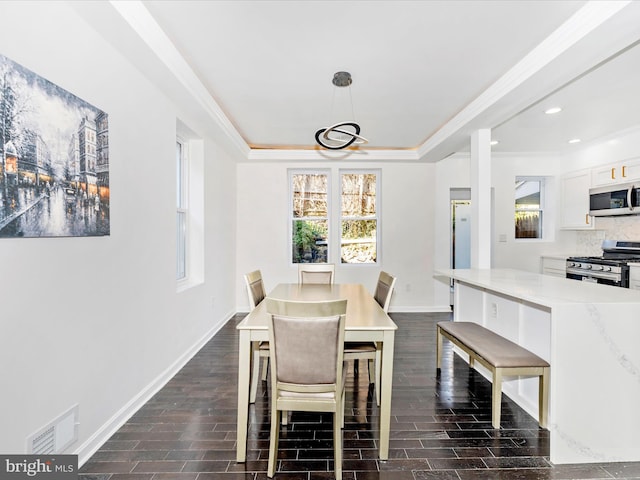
left=592, top=163, right=619, bottom=186
left=541, top=257, right=566, bottom=277
left=560, top=170, right=593, bottom=229
left=592, top=158, right=640, bottom=187
left=622, top=158, right=640, bottom=183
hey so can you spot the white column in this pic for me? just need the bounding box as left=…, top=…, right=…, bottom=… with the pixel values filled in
left=470, top=129, right=491, bottom=269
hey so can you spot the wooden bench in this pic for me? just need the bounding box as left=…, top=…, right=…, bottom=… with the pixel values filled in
left=436, top=321, right=550, bottom=429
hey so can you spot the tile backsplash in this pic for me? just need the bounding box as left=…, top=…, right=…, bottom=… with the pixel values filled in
left=576, top=216, right=640, bottom=255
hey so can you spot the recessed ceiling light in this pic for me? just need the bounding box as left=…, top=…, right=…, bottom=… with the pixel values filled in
left=545, top=107, right=562, bottom=114
left=490, top=140, right=499, bottom=146
left=568, top=138, right=581, bottom=144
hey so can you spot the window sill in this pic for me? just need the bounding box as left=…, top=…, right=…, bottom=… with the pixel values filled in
left=177, top=277, right=204, bottom=293
left=514, top=237, right=552, bottom=243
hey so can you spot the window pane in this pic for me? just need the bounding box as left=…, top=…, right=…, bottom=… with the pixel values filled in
left=515, top=211, right=542, bottom=238
left=176, top=140, right=186, bottom=280
left=515, top=180, right=540, bottom=209
left=341, top=219, right=377, bottom=263
left=292, top=173, right=327, bottom=218
left=341, top=171, right=378, bottom=264
left=291, top=171, right=329, bottom=263
left=176, top=142, right=183, bottom=208
left=292, top=219, right=328, bottom=263
left=515, top=179, right=542, bottom=239
left=176, top=211, right=186, bottom=279
left=342, top=173, right=376, bottom=216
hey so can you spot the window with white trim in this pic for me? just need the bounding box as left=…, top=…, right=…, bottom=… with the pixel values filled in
left=289, top=169, right=380, bottom=264
left=176, top=139, right=188, bottom=280
left=340, top=170, right=379, bottom=263
left=515, top=177, right=544, bottom=239
left=290, top=170, right=329, bottom=263
left=176, top=121, right=204, bottom=290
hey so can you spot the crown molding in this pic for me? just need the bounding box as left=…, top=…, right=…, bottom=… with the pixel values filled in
left=245, top=148, right=421, bottom=163
left=109, top=0, right=250, bottom=158
left=416, top=0, right=631, bottom=162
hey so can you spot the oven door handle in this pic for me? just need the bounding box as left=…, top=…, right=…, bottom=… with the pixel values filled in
left=628, top=185, right=635, bottom=211
left=566, top=268, right=621, bottom=282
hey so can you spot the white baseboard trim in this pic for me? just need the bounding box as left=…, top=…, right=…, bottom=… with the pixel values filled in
left=75, top=308, right=236, bottom=466
left=388, top=305, right=452, bottom=313
left=240, top=306, right=454, bottom=314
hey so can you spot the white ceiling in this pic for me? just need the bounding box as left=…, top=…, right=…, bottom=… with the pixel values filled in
left=86, top=1, right=640, bottom=161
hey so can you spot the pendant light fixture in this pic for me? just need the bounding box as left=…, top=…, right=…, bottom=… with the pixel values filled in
left=315, top=71, right=368, bottom=150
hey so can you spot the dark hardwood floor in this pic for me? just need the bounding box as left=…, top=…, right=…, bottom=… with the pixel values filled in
left=79, top=312, right=640, bottom=479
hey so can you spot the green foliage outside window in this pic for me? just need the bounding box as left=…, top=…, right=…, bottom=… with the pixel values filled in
left=292, top=220, right=328, bottom=263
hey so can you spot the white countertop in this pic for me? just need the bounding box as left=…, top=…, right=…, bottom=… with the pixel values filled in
left=435, top=268, right=640, bottom=307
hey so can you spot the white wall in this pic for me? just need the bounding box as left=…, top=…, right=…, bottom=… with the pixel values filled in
left=490, top=153, right=577, bottom=270
left=236, top=161, right=443, bottom=311
left=0, top=2, right=239, bottom=461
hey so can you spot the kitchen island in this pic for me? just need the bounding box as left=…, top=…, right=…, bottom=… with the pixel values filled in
left=435, top=268, right=640, bottom=465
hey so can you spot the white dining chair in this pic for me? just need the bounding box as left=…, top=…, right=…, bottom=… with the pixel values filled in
left=344, top=271, right=396, bottom=406
left=265, top=297, right=348, bottom=480
left=297, top=263, right=335, bottom=284
left=244, top=270, right=270, bottom=403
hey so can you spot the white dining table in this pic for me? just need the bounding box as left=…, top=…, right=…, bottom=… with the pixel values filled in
left=235, top=283, right=398, bottom=462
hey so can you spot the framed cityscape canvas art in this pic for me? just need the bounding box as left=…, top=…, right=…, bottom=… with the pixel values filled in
left=0, top=53, right=109, bottom=238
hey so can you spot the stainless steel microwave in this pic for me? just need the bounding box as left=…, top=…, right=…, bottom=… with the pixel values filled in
left=589, top=182, right=640, bottom=216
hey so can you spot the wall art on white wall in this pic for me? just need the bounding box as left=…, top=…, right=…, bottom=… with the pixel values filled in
left=0, top=53, right=109, bottom=238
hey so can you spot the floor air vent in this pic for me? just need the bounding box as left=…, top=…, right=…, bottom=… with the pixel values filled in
left=30, top=426, right=55, bottom=454
left=27, top=405, right=79, bottom=454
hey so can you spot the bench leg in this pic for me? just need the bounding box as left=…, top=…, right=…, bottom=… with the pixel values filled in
left=539, top=366, right=549, bottom=429
left=436, top=326, right=443, bottom=370
left=492, top=368, right=502, bottom=429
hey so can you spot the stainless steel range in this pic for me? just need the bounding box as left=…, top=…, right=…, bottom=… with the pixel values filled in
left=566, top=240, right=640, bottom=288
